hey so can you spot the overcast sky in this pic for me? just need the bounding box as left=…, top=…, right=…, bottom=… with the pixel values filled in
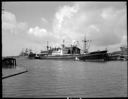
left=2, top=2, right=127, bottom=56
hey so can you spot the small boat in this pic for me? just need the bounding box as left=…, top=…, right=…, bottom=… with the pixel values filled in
left=28, top=52, right=36, bottom=59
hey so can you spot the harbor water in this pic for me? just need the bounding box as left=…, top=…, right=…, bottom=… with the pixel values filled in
left=2, top=57, right=127, bottom=98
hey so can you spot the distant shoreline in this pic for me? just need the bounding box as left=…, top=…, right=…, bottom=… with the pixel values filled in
left=2, top=55, right=28, bottom=59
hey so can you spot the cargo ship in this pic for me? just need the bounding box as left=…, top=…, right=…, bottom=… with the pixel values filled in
left=77, top=35, right=109, bottom=61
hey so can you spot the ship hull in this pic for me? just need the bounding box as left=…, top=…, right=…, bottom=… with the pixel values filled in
left=39, top=54, right=81, bottom=60
left=78, top=50, right=109, bottom=61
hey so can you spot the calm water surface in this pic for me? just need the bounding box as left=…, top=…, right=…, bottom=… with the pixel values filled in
left=2, top=57, right=127, bottom=97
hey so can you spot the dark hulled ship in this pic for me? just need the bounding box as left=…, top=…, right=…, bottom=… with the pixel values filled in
left=77, top=36, right=109, bottom=61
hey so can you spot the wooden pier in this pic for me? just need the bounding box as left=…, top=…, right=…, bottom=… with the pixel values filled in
left=2, top=67, right=28, bottom=79
left=2, top=57, right=28, bottom=79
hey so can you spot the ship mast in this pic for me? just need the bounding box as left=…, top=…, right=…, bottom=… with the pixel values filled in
left=83, top=36, right=88, bottom=53
left=82, top=34, right=91, bottom=53
left=46, top=41, right=49, bottom=51
left=62, top=40, right=65, bottom=48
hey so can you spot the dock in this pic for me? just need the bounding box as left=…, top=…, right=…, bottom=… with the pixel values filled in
left=2, top=67, right=28, bottom=79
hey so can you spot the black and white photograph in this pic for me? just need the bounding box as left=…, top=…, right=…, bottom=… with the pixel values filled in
left=2, top=1, right=127, bottom=98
